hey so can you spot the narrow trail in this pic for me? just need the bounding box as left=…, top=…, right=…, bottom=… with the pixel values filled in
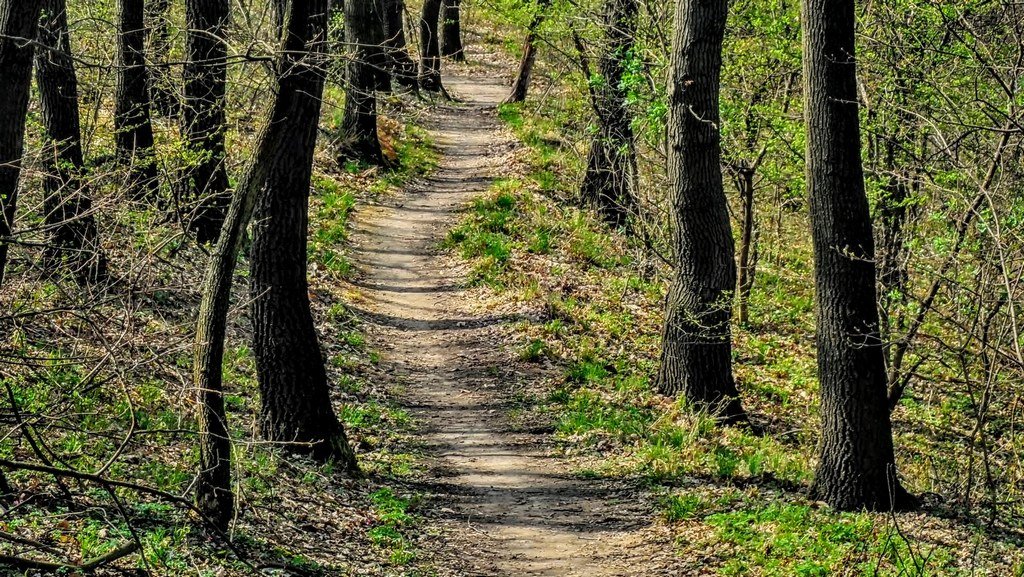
left=346, top=73, right=675, bottom=576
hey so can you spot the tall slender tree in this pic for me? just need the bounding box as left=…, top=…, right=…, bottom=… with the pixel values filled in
left=419, top=0, right=444, bottom=92
left=35, top=0, right=107, bottom=282
left=440, top=0, right=464, bottom=61
left=802, top=0, right=913, bottom=510
left=249, top=0, right=360, bottom=467
left=338, top=0, right=386, bottom=164
left=382, top=0, right=417, bottom=88
left=182, top=0, right=230, bottom=243
left=656, top=0, right=745, bottom=421
left=503, top=0, right=549, bottom=104
left=194, top=0, right=363, bottom=529
left=0, top=0, right=45, bottom=287
left=579, top=0, right=638, bottom=226
left=115, top=0, right=159, bottom=198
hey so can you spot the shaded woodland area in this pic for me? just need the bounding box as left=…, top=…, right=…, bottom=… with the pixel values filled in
left=0, top=0, right=1022, bottom=574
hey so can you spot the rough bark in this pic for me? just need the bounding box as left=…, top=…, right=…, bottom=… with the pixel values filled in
left=418, top=0, right=444, bottom=91
left=440, top=0, right=464, bottom=61
left=503, top=0, right=549, bottom=105
left=0, top=0, right=44, bottom=288
left=194, top=0, right=363, bottom=528
left=338, top=0, right=385, bottom=165
left=656, top=0, right=744, bottom=422
left=35, top=0, right=107, bottom=282
left=249, top=0, right=360, bottom=468
left=382, top=0, right=417, bottom=88
left=115, top=0, right=159, bottom=199
left=802, top=0, right=913, bottom=511
left=182, top=0, right=230, bottom=243
left=579, top=0, right=638, bottom=227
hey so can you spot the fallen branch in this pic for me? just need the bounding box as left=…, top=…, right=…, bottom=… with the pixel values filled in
left=0, top=541, right=138, bottom=573
left=0, top=459, right=256, bottom=571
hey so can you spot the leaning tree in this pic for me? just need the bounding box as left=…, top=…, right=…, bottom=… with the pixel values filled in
left=248, top=0, right=361, bottom=468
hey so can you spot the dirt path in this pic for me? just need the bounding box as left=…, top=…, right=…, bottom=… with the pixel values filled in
left=346, top=73, right=675, bottom=576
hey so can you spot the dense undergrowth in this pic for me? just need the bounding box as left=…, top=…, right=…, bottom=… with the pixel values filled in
left=440, top=7, right=1024, bottom=574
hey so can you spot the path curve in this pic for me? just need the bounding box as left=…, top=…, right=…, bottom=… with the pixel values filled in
left=347, top=73, right=676, bottom=576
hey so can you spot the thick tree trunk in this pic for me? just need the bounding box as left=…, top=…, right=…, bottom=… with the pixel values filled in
left=383, top=0, right=417, bottom=88
left=419, top=0, right=444, bottom=92
left=249, top=0, right=360, bottom=468
left=440, top=0, right=464, bottom=61
left=35, top=0, right=107, bottom=282
left=115, top=0, right=159, bottom=199
left=338, top=0, right=385, bottom=164
left=0, top=0, right=44, bottom=288
left=503, top=0, right=549, bottom=105
left=147, top=0, right=177, bottom=117
left=656, top=0, right=744, bottom=422
left=182, top=0, right=231, bottom=243
left=802, top=0, right=913, bottom=511
left=579, top=0, right=638, bottom=227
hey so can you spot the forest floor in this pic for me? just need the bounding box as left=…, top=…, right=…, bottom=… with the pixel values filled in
left=344, top=70, right=676, bottom=575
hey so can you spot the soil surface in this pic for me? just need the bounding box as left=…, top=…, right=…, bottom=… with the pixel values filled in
left=346, top=72, right=676, bottom=576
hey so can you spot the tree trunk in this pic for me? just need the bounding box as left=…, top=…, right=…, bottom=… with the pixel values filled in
left=383, top=0, right=416, bottom=88
left=35, top=0, right=107, bottom=282
left=182, top=0, right=231, bottom=243
left=0, top=0, right=44, bottom=288
left=440, top=0, right=464, bottom=61
left=272, top=0, right=288, bottom=38
left=418, top=0, right=444, bottom=92
left=802, top=0, right=913, bottom=511
left=656, top=0, right=744, bottom=422
left=579, top=0, right=638, bottom=227
left=249, top=0, right=360, bottom=468
left=337, top=0, right=385, bottom=165
left=503, top=0, right=549, bottom=105
left=115, top=0, right=159, bottom=199
left=147, top=0, right=177, bottom=117
left=735, top=167, right=756, bottom=326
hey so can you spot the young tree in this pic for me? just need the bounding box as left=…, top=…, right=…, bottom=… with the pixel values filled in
left=440, top=0, right=464, bottom=61
left=194, top=0, right=362, bottom=528
left=249, top=0, right=360, bottom=467
left=115, top=0, right=159, bottom=198
left=337, top=0, right=386, bottom=164
left=503, top=0, right=549, bottom=105
left=802, top=0, right=913, bottom=510
left=382, top=0, right=417, bottom=88
left=579, top=0, right=638, bottom=227
left=35, top=0, right=107, bottom=282
left=419, top=0, right=444, bottom=92
left=0, top=0, right=44, bottom=287
left=182, top=0, right=230, bottom=243
left=656, top=0, right=745, bottom=421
